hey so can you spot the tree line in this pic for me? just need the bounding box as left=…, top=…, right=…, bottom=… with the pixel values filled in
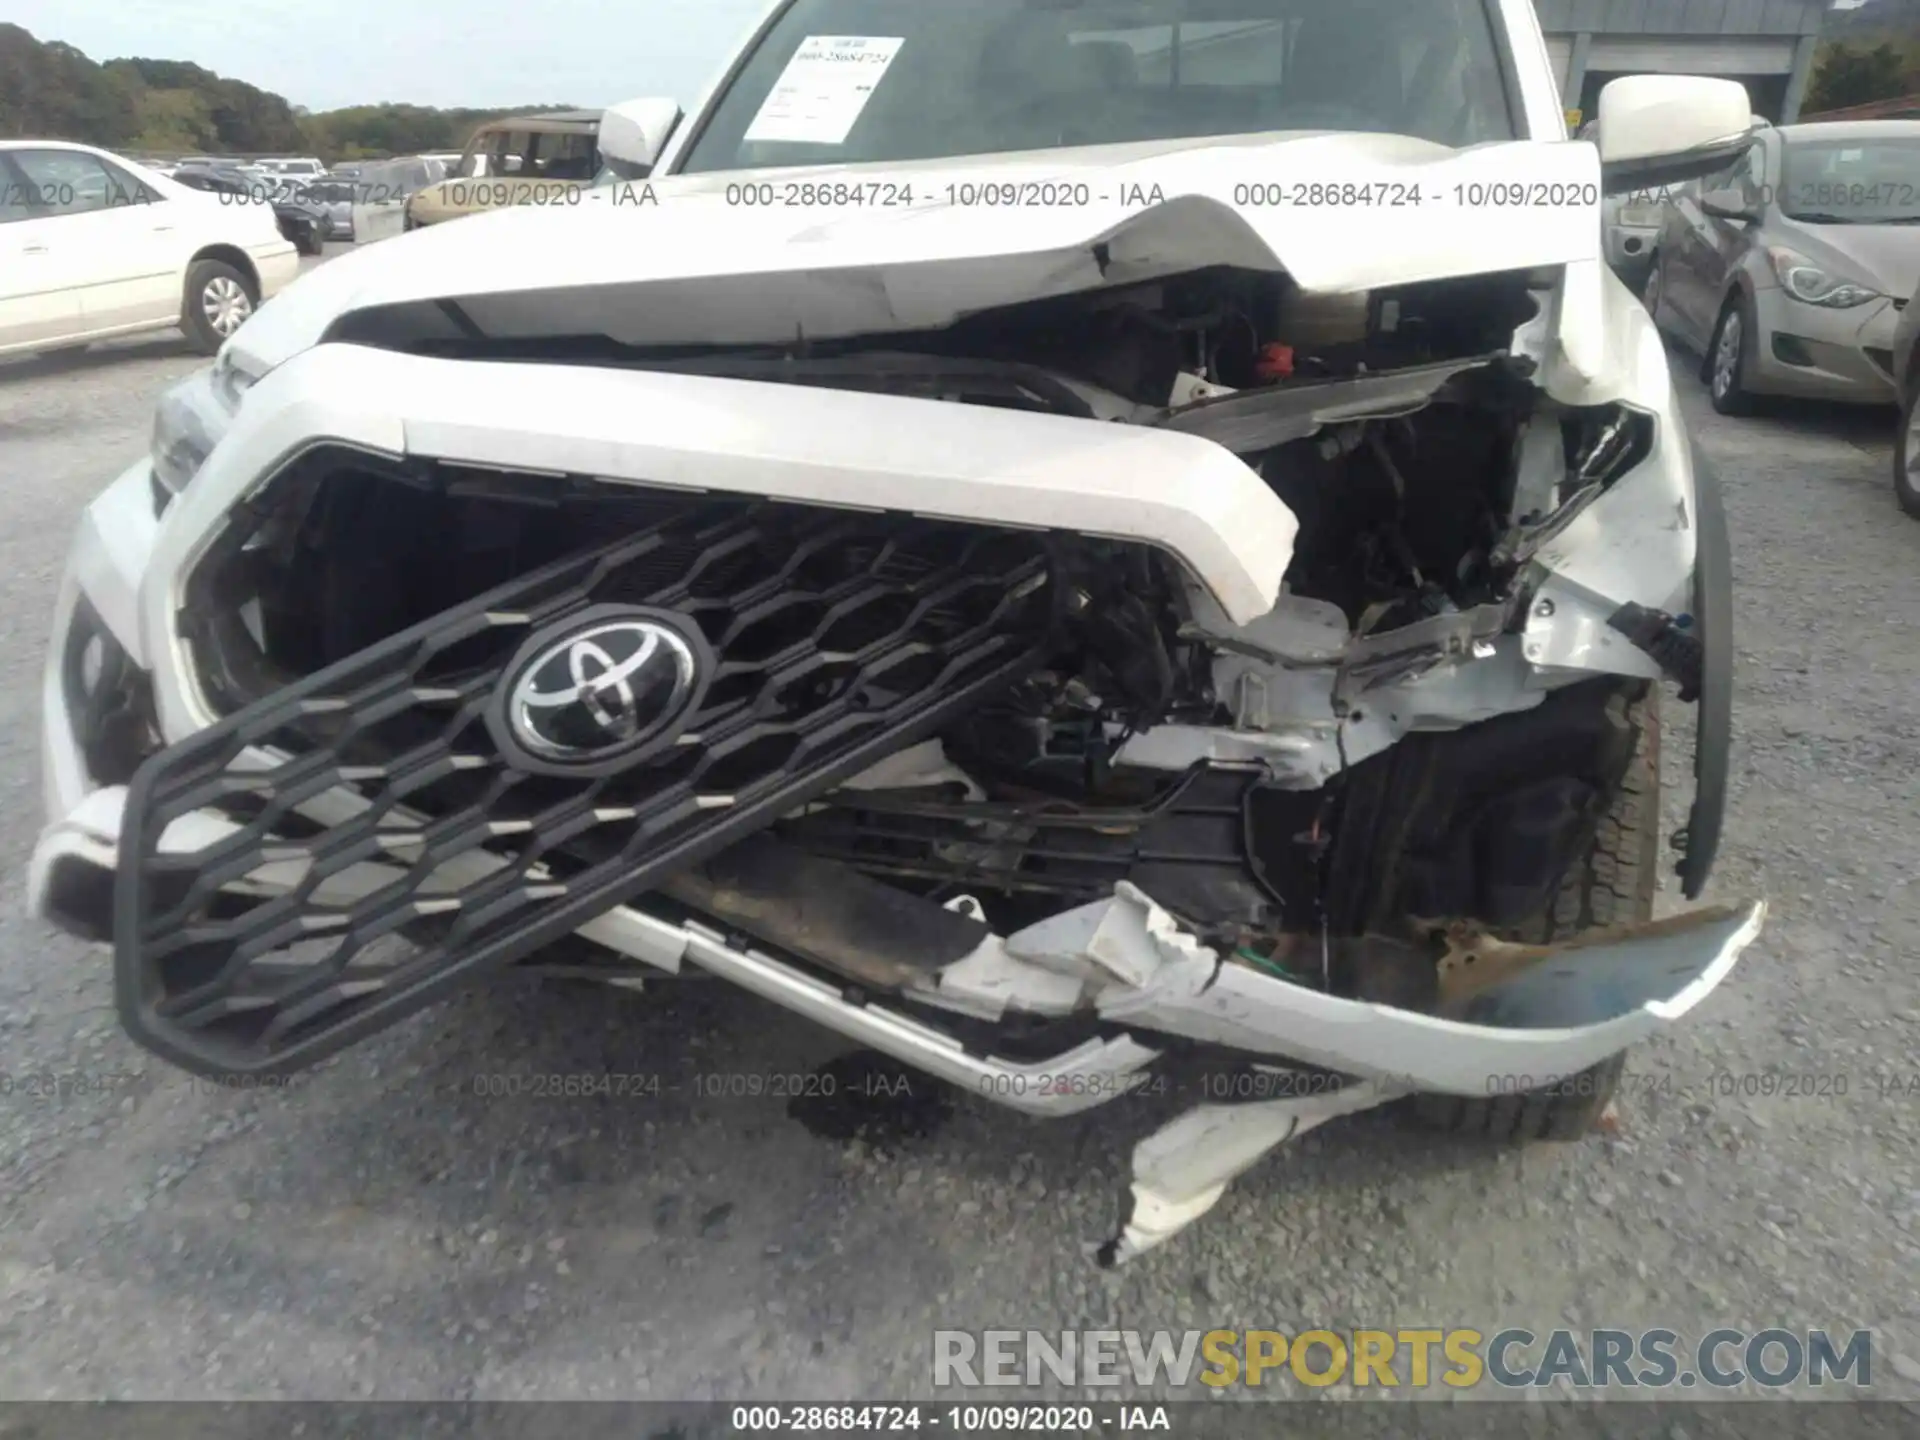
left=0, top=24, right=577, bottom=160
left=1803, top=0, right=1920, bottom=114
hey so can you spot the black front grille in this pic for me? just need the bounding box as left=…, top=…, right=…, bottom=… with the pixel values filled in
left=116, top=486, right=1055, bottom=1079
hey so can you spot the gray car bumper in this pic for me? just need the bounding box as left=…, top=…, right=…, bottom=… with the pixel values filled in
left=1748, top=288, right=1901, bottom=403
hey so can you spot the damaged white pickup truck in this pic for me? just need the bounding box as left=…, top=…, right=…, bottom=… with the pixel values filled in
left=32, top=0, right=1767, bottom=1261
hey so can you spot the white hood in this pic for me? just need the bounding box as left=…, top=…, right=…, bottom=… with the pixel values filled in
left=235, top=132, right=1603, bottom=368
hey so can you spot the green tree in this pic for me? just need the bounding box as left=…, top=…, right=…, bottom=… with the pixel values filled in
left=126, top=88, right=218, bottom=153
left=0, top=22, right=580, bottom=162
left=0, top=26, right=138, bottom=141
left=1805, top=40, right=1916, bottom=114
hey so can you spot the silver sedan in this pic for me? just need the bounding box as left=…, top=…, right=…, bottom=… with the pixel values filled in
left=1643, top=120, right=1919, bottom=417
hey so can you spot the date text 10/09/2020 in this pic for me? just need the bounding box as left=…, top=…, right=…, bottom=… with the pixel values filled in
left=729, top=1405, right=1173, bottom=1433
left=711, top=179, right=1603, bottom=210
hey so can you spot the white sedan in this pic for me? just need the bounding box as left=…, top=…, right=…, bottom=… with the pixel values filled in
left=0, top=140, right=301, bottom=359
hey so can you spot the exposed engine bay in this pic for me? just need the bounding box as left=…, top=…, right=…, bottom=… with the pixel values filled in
left=73, top=257, right=1756, bottom=1263
left=188, top=263, right=1668, bottom=960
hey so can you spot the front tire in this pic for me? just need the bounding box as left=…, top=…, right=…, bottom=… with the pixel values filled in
left=1639, top=254, right=1663, bottom=322
left=1896, top=368, right=1920, bottom=520
left=1412, top=689, right=1661, bottom=1141
left=1707, top=294, right=1761, bottom=416
left=180, top=259, right=257, bottom=355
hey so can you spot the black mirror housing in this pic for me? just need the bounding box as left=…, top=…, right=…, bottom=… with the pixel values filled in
left=1601, top=132, right=1756, bottom=198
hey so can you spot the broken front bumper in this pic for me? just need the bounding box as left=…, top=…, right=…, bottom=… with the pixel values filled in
left=38, top=763, right=1763, bottom=1265
left=35, top=454, right=1764, bottom=1109
left=43, top=770, right=1762, bottom=1101
left=35, top=451, right=1765, bottom=1265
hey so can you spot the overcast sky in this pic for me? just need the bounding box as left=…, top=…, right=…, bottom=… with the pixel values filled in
left=8, top=0, right=1878, bottom=113
left=7, top=0, right=774, bottom=111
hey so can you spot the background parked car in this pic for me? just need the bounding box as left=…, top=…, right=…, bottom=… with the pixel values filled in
left=339, top=155, right=450, bottom=243
left=254, top=157, right=327, bottom=179
left=170, top=164, right=328, bottom=255
left=167, top=164, right=245, bottom=189
left=268, top=189, right=335, bottom=255
left=1642, top=119, right=1920, bottom=416
left=293, top=179, right=358, bottom=242
left=402, top=111, right=601, bottom=229
left=1895, top=276, right=1919, bottom=517
left=0, top=140, right=299, bottom=356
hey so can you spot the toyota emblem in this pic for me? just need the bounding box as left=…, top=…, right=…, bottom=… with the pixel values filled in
left=491, top=607, right=707, bottom=772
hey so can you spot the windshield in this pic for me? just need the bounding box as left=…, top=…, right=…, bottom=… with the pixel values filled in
left=677, top=0, right=1514, bottom=175
left=1779, top=135, right=1920, bottom=224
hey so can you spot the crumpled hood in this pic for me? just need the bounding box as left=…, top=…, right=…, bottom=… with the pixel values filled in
left=235, top=131, right=1603, bottom=369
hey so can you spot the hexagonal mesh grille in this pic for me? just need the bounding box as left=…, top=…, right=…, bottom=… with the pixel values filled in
left=116, top=488, right=1054, bottom=1078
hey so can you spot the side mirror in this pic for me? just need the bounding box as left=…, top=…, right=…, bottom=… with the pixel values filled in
left=598, top=97, right=684, bottom=178
left=1597, top=76, right=1756, bottom=197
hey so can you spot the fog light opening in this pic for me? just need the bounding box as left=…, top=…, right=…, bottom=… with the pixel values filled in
left=44, top=855, right=115, bottom=944
left=1771, top=333, right=1815, bottom=369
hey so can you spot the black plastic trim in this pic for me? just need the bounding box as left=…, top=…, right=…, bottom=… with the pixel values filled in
left=115, top=508, right=1055, bottom=1080
left=659, top=833, right=991, bottom=990
left=1679, top=436, right=1732, bottom=899
left=1602, top=133, right=1756, bottom=198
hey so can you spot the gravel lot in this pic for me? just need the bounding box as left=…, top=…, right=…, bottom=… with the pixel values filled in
left=1, top=257, right=1917, bottom=1404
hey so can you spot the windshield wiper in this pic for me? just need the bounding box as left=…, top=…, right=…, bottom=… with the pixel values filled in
left=1785, top=212, right=1864, bottom=224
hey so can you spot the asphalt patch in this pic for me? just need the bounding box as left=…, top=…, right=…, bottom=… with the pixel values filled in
left=786, top=1050, right=950, bottom=1151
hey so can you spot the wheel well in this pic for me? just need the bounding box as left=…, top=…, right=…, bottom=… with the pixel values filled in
left=187, top=246, right=261, bottom=299
left=1699, top=283, right=1750, bottom=382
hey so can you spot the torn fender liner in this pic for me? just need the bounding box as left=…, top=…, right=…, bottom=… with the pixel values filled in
left=1016, top=884, right=1766, bottom=1096
left=1680, top=436, right=1733, bottom=900
left=114, top=507, right=1056, bottom=1080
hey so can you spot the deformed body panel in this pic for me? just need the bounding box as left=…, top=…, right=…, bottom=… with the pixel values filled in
left=23, top=0, right=1766, bottom=1273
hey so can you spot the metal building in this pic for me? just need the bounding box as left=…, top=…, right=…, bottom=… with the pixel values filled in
left=1537, top=0, right=1830, bottom=127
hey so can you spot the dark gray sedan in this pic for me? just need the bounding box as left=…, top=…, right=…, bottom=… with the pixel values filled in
left=290, top=180, right=357, bottom=241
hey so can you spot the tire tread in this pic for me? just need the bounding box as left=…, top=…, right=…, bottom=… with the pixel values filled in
left=1412, top=689, right=1659, bottom=1142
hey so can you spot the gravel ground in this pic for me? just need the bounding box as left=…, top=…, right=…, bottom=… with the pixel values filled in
left=0, top=266, right=1917, bottom=1404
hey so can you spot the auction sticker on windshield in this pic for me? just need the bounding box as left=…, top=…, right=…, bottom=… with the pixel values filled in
left=744, top=35, right=905, bottom=145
